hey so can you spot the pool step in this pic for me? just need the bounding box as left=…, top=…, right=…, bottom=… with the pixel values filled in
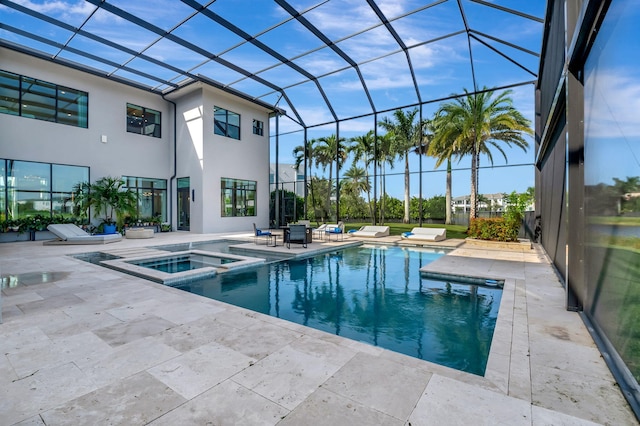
left=100, top=248, right=172, bottom=259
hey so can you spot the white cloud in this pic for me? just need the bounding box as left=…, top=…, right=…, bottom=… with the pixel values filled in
left=585, top=68, right=640, bottom=139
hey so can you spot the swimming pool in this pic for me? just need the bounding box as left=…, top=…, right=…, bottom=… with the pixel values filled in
left=170, top=245, right=502, bottom=375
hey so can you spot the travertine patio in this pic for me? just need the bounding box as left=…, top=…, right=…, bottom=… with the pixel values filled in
left=0, top=231, right=636, bottom=425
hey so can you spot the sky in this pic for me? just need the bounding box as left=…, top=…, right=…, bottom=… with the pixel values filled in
left=0, top=0, right=547, bottom=199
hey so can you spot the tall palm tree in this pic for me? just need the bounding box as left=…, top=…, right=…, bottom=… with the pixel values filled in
left=374, top=132, right=396, bottom=224
left=429, top=113, right=463, bottom=224
left=349, top=130, right=375, bottom=222
left=436, top=88, right=532, bottom=219
left=412, top=118, right=435, bottom=223
left=293, top=139, right=317, bottom=221
left=314, top=134, right=348, bottom=220
left=378, top=108, right=422, bottom=223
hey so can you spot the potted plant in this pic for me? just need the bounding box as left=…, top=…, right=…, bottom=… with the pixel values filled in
left=73, top=176, right=138, bottom=234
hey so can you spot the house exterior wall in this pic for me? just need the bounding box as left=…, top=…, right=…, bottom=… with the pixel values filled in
left=1, top=47, right=273, bottom=235
left=202, top=88, right=270, bottom=233
left=169, top=85, right=271, bottom=233
left=0, top=47, right=173, bottom=181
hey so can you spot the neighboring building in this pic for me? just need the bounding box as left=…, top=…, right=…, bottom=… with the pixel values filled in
left=1, top=47, right=280, bottom=233
left=451, top=193, right=534, bottom=213
left=269, top=163, right=305, bottom=198
left=537, top=0, right=640, bottom=414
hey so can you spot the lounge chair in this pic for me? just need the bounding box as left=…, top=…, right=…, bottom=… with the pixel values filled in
left=312, top=224, right=327, bottom=240
left=350, top=225, right=390, bottom=238
left=401, top=227, right=446, bottom=242
left=44, top=224, right=122, bottom=245
left=325, top=221, right=344, bottom=241
left=285, top=224, right=307, bottom=248
left=253, top=223, right=273, bottom=245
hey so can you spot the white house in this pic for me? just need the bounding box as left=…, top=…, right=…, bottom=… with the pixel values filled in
left=0, top=47, right=281, bottom=234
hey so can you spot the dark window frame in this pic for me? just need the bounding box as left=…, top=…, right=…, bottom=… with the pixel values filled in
left=253, top=119, right=264, bottom=136
left=221, top=178, right=256, bottom=217
left=126, top=103, right=161, bottom=138
left=0, top=69, right=88, bottom=128
left=214, top=106, right=241, bottom=140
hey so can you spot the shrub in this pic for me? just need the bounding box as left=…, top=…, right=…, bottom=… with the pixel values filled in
left=468, top=217, right=519, bottom=242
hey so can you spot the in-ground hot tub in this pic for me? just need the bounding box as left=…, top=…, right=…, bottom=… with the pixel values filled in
left=100, top=250, right=265, bottom=284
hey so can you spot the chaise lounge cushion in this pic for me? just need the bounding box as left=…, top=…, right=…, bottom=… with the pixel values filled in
left=400, top=227, right=446, bottom=242
left=350, top=225, right=390, bottom=238
left=44, top=224, right=122, bottom=245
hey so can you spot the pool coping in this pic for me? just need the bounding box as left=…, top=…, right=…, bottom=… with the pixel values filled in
left=100, top=249, right=266, bottom=285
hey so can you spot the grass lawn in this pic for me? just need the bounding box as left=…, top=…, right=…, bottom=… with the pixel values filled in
left=343, top=222, right=468, bottom=239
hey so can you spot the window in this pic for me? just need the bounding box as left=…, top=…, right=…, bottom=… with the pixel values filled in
left=123, top=176, right=167, bottom=222
left=253, top=119, right=264, bottom=136
left=221, top=178, right=256, bottom=217
left=0, top=69, right=88, bottom=128
left=214, top=106, right=240, bottom=140
left=127, top=103, right=161, bottom=137
left=0, top=159, right=89, bottom=220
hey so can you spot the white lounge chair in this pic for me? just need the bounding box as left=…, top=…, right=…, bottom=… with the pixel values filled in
left=324, top=221, right=345, bottom=241
left=312, top=224, right=327, bottom=240
left=349, top=225, right=390, bottom=238
left=43, top=224, right=122, bottom=245
left=401, top=227, right=446, bottom=242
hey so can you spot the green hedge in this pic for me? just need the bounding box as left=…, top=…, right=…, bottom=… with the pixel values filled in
left=468, top=217, right=519, bottom=242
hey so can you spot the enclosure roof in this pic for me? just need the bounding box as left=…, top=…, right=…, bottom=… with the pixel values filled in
left=0, top=0, right=545, bottom=128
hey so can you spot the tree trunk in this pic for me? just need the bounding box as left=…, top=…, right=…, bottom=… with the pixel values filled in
left=445, top=158, right=452, bottom=225
left=470, top=146, right=478, bottom=220
left=326, top=163, right=333, bottom=221
left=403, top=153, right=410, bottom=223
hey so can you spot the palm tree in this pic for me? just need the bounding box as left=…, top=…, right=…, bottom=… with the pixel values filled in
left=314, top=134, right=348, bottom=220
left=436, top=88, right=532, bottom=219
left=429, top=113, right=464, bottom=224
left=349, top=131, right=375, bottom=222
left=293, top=139, right=317, bottom=221
left=378, top=108, right=422, bottom=223
left=374, top=132, right=396, bottom=224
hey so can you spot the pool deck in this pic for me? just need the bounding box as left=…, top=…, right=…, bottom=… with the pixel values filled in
left=0, top=231, right=637, bottom=425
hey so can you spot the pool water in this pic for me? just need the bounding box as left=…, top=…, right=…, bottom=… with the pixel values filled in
left=171, top=245, right=502, bottom=375
left=129, top=253, right=238, bottom=273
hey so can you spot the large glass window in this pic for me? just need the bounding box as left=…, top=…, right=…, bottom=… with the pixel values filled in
left=21, top=77, right=56, bottom=122
left=7, top=160, right=51, bottom=217
left=221, top=178, right=256, bottom=217
left=0, top=70, right=20, bottom=116
left=123, top=176, right=167, bottom=222
left=214, top=106, right=240, bottom=140
left=127, top=103, right=161, bottom=137
left=583, top=0, right=640, bottom=386
left=52, top=164, right=89, bottom=217
left=58, top=86, right=89, bottom=128
left=0, top=70, right=88, bottom=128
left=0, top=160, right=90, bottom=220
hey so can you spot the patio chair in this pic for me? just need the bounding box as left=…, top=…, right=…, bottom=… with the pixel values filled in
left=43, top=224, right=122, bottom=245
left=286, top=224, right=307, bottom=248
left=401, top=227, right=446, bottom=242
left=325, top=221, right=345, bottom=241
left=253, top=223, right=273, bottom=245
left=312, top=224, right=327, bottom=240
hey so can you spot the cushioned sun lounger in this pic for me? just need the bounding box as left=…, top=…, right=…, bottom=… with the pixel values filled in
left=350, top=225, right=390, bottom=238
left=400, top=227, right=446, bottom=242
left=43, top=224, right=122, bottom=245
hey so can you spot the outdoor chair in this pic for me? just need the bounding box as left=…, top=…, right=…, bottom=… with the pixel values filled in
left=44, top=224, right=122, bottom=245
left=286, top=224, right=307, bottom=248
left=253, top=223, right=273, bottom=245
left=325, top=221, right=345, bottom=241
left=312, top=224, right=327, bottom=240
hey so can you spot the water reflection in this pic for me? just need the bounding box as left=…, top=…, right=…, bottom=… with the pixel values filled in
left=173, top=246, right=501, bottom=375
left=583, top=0, right=640, bottom=383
